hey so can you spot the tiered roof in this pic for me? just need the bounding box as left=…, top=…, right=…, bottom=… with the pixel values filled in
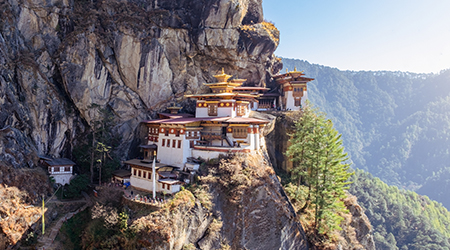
left=274, top=67, right=314, bottom=84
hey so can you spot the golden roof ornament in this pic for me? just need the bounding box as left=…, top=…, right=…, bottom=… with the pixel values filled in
left=167, top=102, right=182, bottom=114
left=289, top=67, right=304, bottom=78
left=213, top=68, right=233, bottom=83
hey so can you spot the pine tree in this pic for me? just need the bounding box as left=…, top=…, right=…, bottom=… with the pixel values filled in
left=286, top=103, right=353, bottom=234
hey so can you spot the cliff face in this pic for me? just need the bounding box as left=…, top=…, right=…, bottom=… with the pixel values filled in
left=115, top=154, right=308, bottom=250
left=0, top=0, right=281, bottom=167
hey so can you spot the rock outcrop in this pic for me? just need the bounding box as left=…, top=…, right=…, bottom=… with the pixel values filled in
left=123, top=151, right=310, bottom=250
left=337, top=193, right=376, bottom=250
left=0, top=0, right=281, bottom=167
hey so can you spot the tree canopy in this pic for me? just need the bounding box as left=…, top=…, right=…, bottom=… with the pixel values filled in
left=285, top=104, right=353, bottom=237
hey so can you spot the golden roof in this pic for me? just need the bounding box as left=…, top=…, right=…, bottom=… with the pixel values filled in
left=213, top=68, right=233, bottom=83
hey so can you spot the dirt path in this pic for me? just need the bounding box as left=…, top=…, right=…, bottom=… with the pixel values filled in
left=37, top=192, right=92, bottom=250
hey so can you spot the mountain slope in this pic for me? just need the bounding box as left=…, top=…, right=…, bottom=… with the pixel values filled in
left=349, top=169, right=450, bottom=250
left=281, top=58, right=450, bottom=208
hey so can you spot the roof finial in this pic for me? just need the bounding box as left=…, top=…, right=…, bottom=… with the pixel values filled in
left=222, top=68, right=225, bottom=74
left=286, top=68, right=288, bottom=73
left=294, top=67, right=297, bottom=71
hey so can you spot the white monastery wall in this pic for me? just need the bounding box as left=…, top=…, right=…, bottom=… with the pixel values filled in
left=51, top=173, right=72, bottom=185
left=192, top=149, right=223, bottom=161
left=218, top=106, right=234, bottom=117
left=195, top=107, right=208, bottom=118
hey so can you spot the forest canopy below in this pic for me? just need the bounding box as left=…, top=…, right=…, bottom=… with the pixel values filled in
left=281, top=58, right=450, bottom=209
left=349, top=170, right=450, bottom=250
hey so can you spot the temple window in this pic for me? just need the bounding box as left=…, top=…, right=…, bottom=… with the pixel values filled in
left=294, top=99, right=301, bottom=107
left=176, top=129, right=180, bottom=137
left=236, top=104, right=246, bottom=116
left=178, top=140, right=182, bottom=148
left=172, top=139, right=176, bottom=148
left=133, top=169, right=136, bottom=176
left=162, top=139, right=165, bottom=147
left=138, top=170, right=141, bottom=177
left=65, top=166, right=71, bottom=171
left=293, top=86, right=303, bottom=98
left=143, top=172, right=146, bottom=178
left=233, top=127, right=248, bottom=138
left=148, top=172, right=151, bottom=180
left=167, top=139, right=170, bottom=147
left=165, top=129, right=169, bottom=136
left=208, top=103, right=218, bottom=116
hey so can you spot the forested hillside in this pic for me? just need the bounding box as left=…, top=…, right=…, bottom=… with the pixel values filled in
left=281, top=58, right=450, bottom=208
left=349, top=170, right=450, bottom=250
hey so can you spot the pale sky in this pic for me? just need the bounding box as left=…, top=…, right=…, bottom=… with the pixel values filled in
left=262, top=0, right=450, bottom=73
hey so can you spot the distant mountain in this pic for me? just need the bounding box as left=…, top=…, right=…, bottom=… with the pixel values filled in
left=281, top=58, right=450, bottom=208
left=349, top=169, right=450, bottom=250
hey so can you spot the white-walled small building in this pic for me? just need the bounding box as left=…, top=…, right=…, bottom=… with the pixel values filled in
left=40, top=157, right=75, bottom=185
left=124, top=159, right=182, bottom=194
left=273, top=68, right=314, bottom=111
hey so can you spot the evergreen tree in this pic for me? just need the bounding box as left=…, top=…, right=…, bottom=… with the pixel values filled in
left=286, top=103, right=353, bottom=234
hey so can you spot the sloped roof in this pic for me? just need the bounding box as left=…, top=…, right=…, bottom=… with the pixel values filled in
left=112, top=169, right=131, bottom=178
left=157, top=113, right=194, bottom=119
left=43, top=158, right=75, bottom=166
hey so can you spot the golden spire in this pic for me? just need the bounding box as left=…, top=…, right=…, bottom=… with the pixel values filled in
left=213, top=68, right=233, bottom=83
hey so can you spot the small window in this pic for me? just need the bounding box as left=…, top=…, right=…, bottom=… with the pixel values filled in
left=167, top=184, right=170, bottom=190
left=236, top=104, right=247, bottom=116
left=162, top=183, right=165, bottom=189
left=134, top=169, right=137, bottom=176
left=148, top=172, right=151, bottom=179
left=294, top=99, right=301, bottom=107
left=178, top=140, right=182, bottom=148
left=162, top=139, right=165, bottom=147
left=138, top=170, right=141, bottom=177
left=176, top=129, right=180, bottom=137
left=65, top=166, right=71, bottom=171
left=233, top=127, right=248, bottom=138
left=167, top=139, right=170, bottom=147
left=165, top=129, right=169, bottom=136
left=172, top=140, right=176, bottom=148
left=208, top=103, right=218, bottom=116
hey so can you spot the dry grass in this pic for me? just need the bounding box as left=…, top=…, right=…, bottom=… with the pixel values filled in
left=0, top=184, right=42, bottom=246
left=131, top=190, right=195, bottom=247
left=200, top=153, right=275, bottom=204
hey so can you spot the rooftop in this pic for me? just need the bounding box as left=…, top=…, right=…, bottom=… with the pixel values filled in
left=41, top=158, right=76, bottom=166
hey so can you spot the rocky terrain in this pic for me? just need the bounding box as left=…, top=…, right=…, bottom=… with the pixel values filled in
left=0, top=0, right=281, bottom=167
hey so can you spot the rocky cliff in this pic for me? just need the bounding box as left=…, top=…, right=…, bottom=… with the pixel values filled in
left=130, top=153, right=309, bottom=250
left=0, top=0, right=281, bottom=168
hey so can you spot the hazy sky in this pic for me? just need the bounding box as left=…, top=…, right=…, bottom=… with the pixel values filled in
left=262, top=0, right=450, bottom=73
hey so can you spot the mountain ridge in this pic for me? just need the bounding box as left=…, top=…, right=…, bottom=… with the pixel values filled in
left=281, top=57, right=450, bottom=208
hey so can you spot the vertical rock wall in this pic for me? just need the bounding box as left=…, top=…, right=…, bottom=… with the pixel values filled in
left=0, top=0, right=282, bottom=167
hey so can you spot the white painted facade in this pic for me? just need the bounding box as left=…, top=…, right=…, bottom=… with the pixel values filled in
left=129, top=167, right=181, bottom=194
left=157, top=132, right=191, bottom=168
left=49, top=166, right=73, bottom=185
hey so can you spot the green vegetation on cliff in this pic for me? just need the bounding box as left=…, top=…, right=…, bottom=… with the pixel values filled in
left=284, top=106, right=353, bottom=246
left=349, top=169, right=450, bottom=250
